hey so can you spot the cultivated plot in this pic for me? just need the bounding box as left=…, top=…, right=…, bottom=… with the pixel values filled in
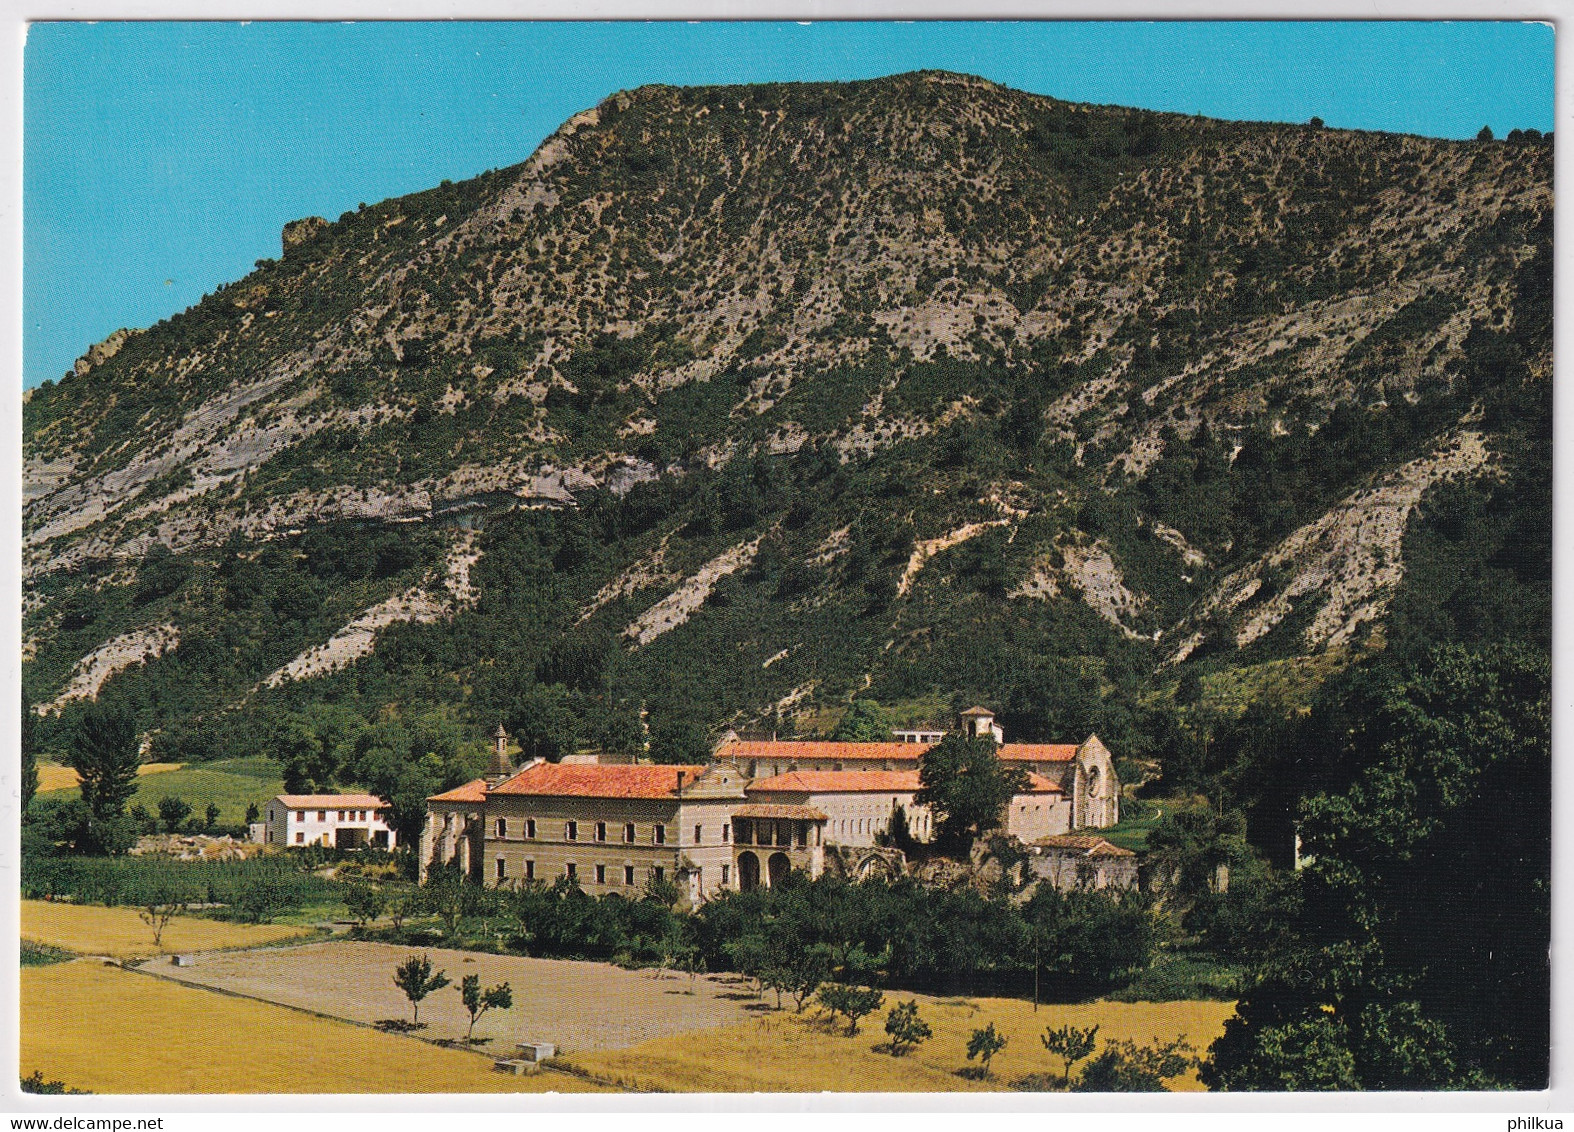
left=137, top=939, right=764, bottom=1053
left=565, top=994, right=1235, bottom=1092
left=20, top=960, right=609, bottom=1094
left=22, top=899, right=311, bottom=959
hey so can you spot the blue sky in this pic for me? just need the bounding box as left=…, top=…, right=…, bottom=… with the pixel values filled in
left=23, top=20, right=1555, bottom=389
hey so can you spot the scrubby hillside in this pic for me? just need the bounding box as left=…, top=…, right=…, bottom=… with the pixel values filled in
left=23, top=71, right=1552, bottom=769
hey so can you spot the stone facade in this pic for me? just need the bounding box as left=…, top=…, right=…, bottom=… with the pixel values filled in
left=421, top=709, right=1123, bottom=903
left=1028, top=835, right=1140, bottom=892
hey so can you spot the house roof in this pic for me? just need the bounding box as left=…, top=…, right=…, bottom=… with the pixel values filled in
left=749, top=770, right=922, bottom=794
left=732, top=803, right=829, bottom=821
left=747, top=769, right=1062, bottom=796
left=275, top=794, right=388, bottom=809
left=1033, top=834, right=1135, bottom=857
left=1002, top=744, right=1080, bottom=763
left=427, top=778, right=489, bottom=804
left=489, top=762, right=708, bottom=800
left=1022, top=773, right=1065, bottom=795
left=960, top=706, right=996, bottom=717
left=717, top=738, right=1081, bottom=764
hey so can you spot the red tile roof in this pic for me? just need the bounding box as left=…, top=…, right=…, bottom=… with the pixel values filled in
left=722, top=739, right=928, bottom=764
left=748, top=769, right=1062, bottom=796
left=1033, top=834, right=1135, bottom=857
left=749, top=770, right=922, bottom=794
left=427, top=778, right=489, bottom=804
left=276, top=793, right=388, bottom=809
left=1023, top=773, right=1066, bottom=795
left=732, top=803, right=829, bottom=821
left=489, top=762, right=707, bottom=800
left=718, top=738, right=1080, bottom=764
left=1001, top=744, right=1080, bottom=763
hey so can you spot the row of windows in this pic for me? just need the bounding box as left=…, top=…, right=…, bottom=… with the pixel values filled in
left=493, top=859, right=735, bottom=886
left=275, top=809, right=373, bottom=823
left=493, top=819, right=729, bottom=845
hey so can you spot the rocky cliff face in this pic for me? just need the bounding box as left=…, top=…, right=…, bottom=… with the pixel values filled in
left=23, top=71, right=1551, bottom=747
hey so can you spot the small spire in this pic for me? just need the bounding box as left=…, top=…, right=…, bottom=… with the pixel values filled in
left=488, top=723, right=511, bottom=781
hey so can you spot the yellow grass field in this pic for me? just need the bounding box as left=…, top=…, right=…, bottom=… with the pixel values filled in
left=21, top=899, right=312, bottom=959
left=20, top=960, right=609, bottom=1094
left=564, top=993, right=1235, bottom=1092
left=36, top=761, right=183, bottom=793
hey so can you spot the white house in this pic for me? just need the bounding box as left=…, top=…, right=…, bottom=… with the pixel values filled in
left=262, top=793, right=396, bottom=850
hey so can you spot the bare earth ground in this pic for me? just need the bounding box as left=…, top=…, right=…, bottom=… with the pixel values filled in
left=135, top=939, right=763, bottom=1053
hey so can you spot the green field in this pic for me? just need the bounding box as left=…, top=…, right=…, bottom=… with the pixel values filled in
left=41, top=756, right=286, bottom=826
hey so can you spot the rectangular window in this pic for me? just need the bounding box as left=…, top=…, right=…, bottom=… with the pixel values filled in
left=624, top=822, right=636, bottom=843
left=595, top=822, right=607, bottom=842
left=295, top=831, right=304, bottom=844
left=595, top=864, right=606, bottom=884
left=566, top=820, right=578, bottom=841
left=265, top=831, right=272, bottom=844
left=525, top=859, right=535, bottom=880
left=566, top=862, right=577, bottom=881
left=653, top=866, right=664, bottom=883
left=338, top=811, right=346, bottom=821
left=694, top=824, right=702, bottom=845
left=496, top=857, right=506, bottom=880
left=721, top=864, right=730, bottom=886
left=722, top=823, right=730, bottom=843
left=654, top=824, right=666, bottom=845
left=624, top=865, right=635, bottom=886
left=318, top=811, right=327, bottom=822
left=526, top=818, right=537, bottom=839
left=495, top=818, right=507, bottom=838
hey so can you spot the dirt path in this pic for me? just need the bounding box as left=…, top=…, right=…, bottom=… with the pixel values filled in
left=136, top=939, right=764, bottom=1054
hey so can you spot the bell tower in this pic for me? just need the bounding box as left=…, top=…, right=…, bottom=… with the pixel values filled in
left=487, top=723, right=512, bottom=783
left=959, top=706, right=1003, bottom=743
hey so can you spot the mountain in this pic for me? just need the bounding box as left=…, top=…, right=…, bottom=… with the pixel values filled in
left=23, top=71, right=1552, bottom=769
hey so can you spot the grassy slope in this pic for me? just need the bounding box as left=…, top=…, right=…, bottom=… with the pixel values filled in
left=35, top=761, right=182, bottom=794
left=564, top=992, right=1233, bottom=1092
left=38, top=756, right=285, bottom=826
left=20, top=960, right=609, bottom=1093
left=20, top=899, right=311, bottom=959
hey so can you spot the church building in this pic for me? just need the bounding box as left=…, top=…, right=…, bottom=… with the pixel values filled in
left=421, top=708, right=1120, bottom=907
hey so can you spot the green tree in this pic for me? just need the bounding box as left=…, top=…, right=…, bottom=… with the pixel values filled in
left=1042, top=1023, right=1099, bottom=1087
left=817, top=983, right=885, bottom=1036
left=157, top=796, right=192, bottom=833
left=344, top=884, right=388, bottom=928
left=204, top=803, right=220, bottom=830
left=244, top=802, right=260, bottom=826
left=458, top=974, right=513, bottom=1041
left=68, top=702, right=141, bottom=854
left=1145, top=802, right=1257, bottom=904
left=1204, top=645, right=1550, bottom=1091
left=966, top=1022, right=1009, bottom=1077
left=393, top=954, right=450, bottom=1025
left=1073, top=1037, right=1196, bottom=1091
left=832, top=699, right=891, bottom=741
left=138, top=883, right=189, bottom=951
left=21, top=693, right=38, bottom=812
left=421, top=870, right=467, bottom=937
left=234, top=876, right=295, bottom=924
left=884, top=1000, right=932, bottom=1056
left=914, top=732, right=1028, bottom=847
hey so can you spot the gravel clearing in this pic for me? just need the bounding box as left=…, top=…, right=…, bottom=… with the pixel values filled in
left=137, top=939, right=761, bottom=1054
